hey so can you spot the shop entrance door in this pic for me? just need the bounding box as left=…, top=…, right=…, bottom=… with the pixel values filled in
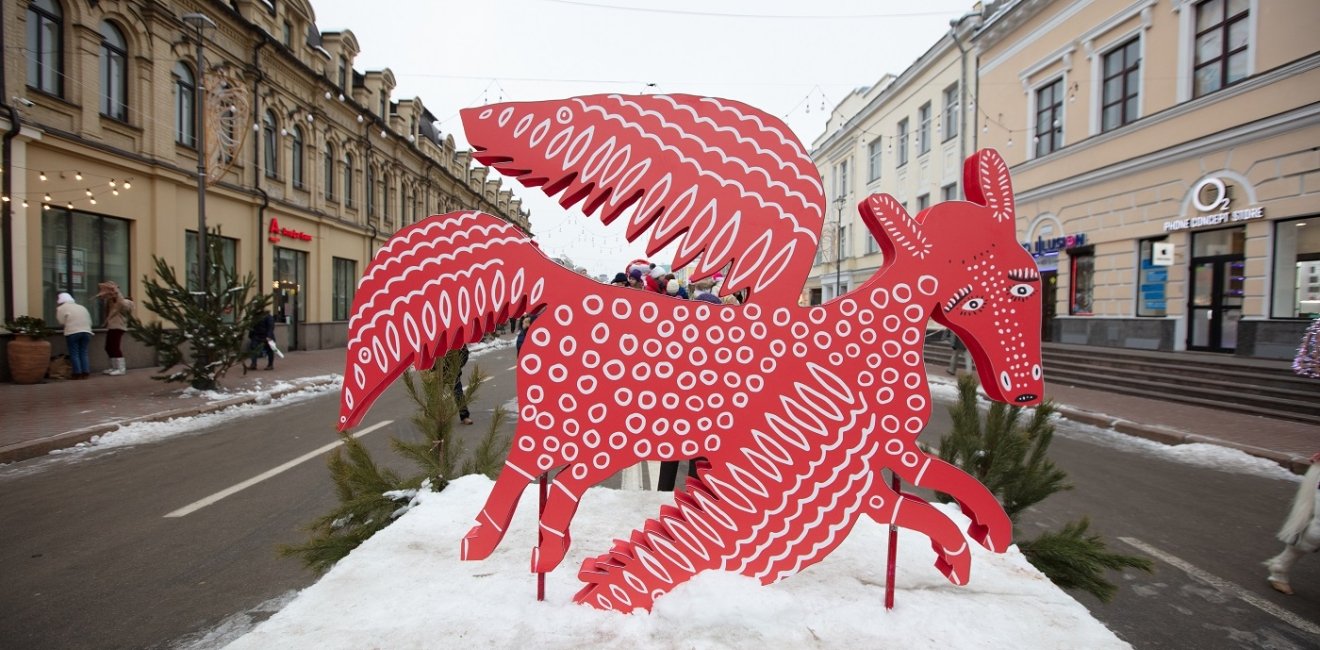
left=1188, top=228, right=1245, bottom=353
left=1040, top=270, right=1058, bottom=340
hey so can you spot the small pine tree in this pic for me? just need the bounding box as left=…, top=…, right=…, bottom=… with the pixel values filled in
left=128, top=229, right=269, bottom=390
left=282, top=348, right=510, bottom=572
left=928, top=374, right=1152, bottom=602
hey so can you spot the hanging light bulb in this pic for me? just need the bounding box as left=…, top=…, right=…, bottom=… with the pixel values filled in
left=338, top=93, right=345, bottom=102
left=66, top=202, right=73, bottom=209
left=1007, top=136, right=1014, bottom=147
left=280, top=128, right=288, bottom=137
left=253, top=123, right=261, bottom=132
left=109, top=179, right=116, bottom=188
left=89, top=197, right=97, bottom=205
left=324, top=91, right=332, bottom=100
left=123, top=180, right=131, bottom=190
left=43, top=203, right=50, bottom=211
left=306, top=114, right=314, bottom=122
left=43, top=192, right=51, bottom=202
left=380, top=129, right=387, bottom=138
left=357, top=115, right=364, bottom=123
left=112, top=189, right=119, bottom=196
left=0, top=195, right=8, bottom=202
left=85, top=188, right=93, bottom=197
left=39, top=171, right=47, bottom=181
left=75, top=171, right=83, bottom=180
left=21, top=199, right=28, bottom=208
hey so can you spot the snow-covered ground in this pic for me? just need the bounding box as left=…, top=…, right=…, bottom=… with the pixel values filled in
left=221, top=475, right=1129, bottom=649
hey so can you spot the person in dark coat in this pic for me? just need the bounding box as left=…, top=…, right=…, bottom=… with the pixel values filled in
left=454, top=345, right=473, bottom=425
left=247, top=310, right=276, bottom=370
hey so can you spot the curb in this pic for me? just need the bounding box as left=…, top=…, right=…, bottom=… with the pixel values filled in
left=1053, top=404, right=1311, bottom=475
left=0, top=377, right=340, bottom=465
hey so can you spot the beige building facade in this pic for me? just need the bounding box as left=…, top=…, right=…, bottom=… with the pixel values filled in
left=806, top=17, right=980, bottom=305
left=1, top=0, right=529, bottom=370
left=974, top=0, right=1320, bottom=358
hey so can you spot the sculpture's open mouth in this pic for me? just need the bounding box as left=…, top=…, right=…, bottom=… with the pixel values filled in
left=1013, top=393, right=1039, bottom=404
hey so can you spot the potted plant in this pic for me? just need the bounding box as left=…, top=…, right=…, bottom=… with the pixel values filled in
left=4, top=316, right=53, bottom=384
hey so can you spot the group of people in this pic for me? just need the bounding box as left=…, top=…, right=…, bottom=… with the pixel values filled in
left=53, top=282, right=134, bottom=380
left=609, top=262, right=745, bottom=306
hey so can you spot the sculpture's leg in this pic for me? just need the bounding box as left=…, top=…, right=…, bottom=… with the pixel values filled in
left=882, top=439, right=1012, bottom=552
left=461, top=429, right=543, bottom=561
left=864, top=487, right=973, bottom=585
left=532, top=457, right=629, bottom=573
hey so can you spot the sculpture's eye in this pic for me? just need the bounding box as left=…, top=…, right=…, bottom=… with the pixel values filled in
left=961, top=297, right=985, bottom=313
left=1009, top=284, right=1035, bottom=299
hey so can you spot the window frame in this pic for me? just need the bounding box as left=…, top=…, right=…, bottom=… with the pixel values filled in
left=99, top=21, right=128, bottom=121
left=917, top=102, right=932, bottom=155
left=896, top=118, right=910, bottom=168
left=26, top=0, right=63, bottom=97
left=263, top=110, right=279, bottom=179
left=942, top=83, right=959, bottom=142
left=324, top=142, right=336, bottom=202
left=290, top=125, right=306, bottom=189
left=1193, top=0, right=1251, bottom=98
left=1137, top=236, right=1170, bottom=317
left=867, top=138, right=882, bottom=183
left=1270, top=215, right=1320, bottom=319
left=344, top=152, right=355, bottom=208
left=332, top=257, right=357, bottom=321
left=41, top=208, right=132, bottom=324
left=1033, top=77, right=1065, bottom=158
left=1101, top=37, right=1142, bottom=132
left=173, top=62, right=197, bottom=148
left=833, top=158, right=850, bottom=200
left=1069, top=247, right=1096, bottom=315
left=941, top=183, right=958, bottom=202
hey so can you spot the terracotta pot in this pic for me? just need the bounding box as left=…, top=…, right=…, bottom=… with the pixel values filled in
left=7, top=335, right=52, bottom=384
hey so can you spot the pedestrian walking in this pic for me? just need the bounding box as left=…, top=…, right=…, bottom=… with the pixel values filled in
left=247, top=310, right=276, bottom=370
left=96, top=281, right=134, bottom=376
left=56, top=292, right=93, bottom=380
left=1265, top=451, right=1320, bottom=595
left=454, top=345, right=473, bottom=425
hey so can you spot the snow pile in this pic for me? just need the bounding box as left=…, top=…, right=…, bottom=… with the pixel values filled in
left=225, top=476, right=1128, bottom=649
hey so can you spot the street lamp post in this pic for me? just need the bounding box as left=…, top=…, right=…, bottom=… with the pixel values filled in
left=181, top=13, right=215, bottom=303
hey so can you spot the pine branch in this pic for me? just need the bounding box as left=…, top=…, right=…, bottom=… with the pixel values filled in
left=1019, top=518, right=1154, bottom=603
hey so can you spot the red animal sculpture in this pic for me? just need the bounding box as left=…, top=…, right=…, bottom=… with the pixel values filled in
left=339, top=94, right=1043, bottom=613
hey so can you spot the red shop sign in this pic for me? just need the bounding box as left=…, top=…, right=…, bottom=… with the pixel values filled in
left=269, top=217, right=313, bottom=243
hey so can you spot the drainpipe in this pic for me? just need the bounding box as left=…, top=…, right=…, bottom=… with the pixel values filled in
left=949, top=11, right=982, bottom=162
left=256, top=188, right=269, bottom=290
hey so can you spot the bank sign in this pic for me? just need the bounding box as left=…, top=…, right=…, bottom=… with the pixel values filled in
left=1163, top=176, right=1265, bottom=232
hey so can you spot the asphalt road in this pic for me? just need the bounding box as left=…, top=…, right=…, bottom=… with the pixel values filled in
left=0, top=346, right=1316, bottom=649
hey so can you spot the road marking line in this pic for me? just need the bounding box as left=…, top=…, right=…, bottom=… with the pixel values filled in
left=164, top=420, right=394, bottom=518
left=507, top=366, right=518, bottom=372
left=1119, top=536, right=1320, bottom=636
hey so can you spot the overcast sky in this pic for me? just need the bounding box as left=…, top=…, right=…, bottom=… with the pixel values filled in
left=310, top=0, right=973, bottom=278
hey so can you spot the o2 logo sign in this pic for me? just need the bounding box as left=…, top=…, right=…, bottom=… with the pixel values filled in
left=1192, top=177, right=1232, bottom=212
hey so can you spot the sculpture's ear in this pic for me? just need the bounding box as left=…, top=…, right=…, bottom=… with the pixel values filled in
left=962, top=149, right=1014, bottom=224
left=860, top=193, right=931, bottom=262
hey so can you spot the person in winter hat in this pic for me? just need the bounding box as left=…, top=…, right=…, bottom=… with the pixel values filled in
left=247, top=309, right=277, bottom=370
left=96, top=281, right=134, bottom=376
left=691, top=279, right=721, bottom=304
left=665, top=278, right=688, bottom=300
left=648, top=266, right=667, bottom=293
left=56, top=292, right=94, bottom=380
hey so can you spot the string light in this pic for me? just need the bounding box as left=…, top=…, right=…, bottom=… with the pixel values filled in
left=75, top=171, right=82, bottom=180
left=39, top=171, right=47, bottom=181
left=123, top=181, right=131, bottom=189
left=21, top=199, right=28, bottom=208
left=109, top=179, right=116, bottom=188
left=43, top=192, right=51, bottom=202
left=85, top=188, right=93, bottom=197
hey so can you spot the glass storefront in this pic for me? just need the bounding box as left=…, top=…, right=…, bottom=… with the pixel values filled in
left=1137, top=237, right=1169, bottom=317
left=273, top=246, right=308, bottom=349
left=1188, top=226, right=1245, bottom=352
left=1271, top=215, right=1320, bottom=318
left=41, top=209, right=131, bottom=323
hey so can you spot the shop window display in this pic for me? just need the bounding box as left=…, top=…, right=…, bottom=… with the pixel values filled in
left=1137, top=238, right=1168, bottom=317
left=1272, top=216, right=1320, bottom=318
left=1070, top=250, right=1095, bottom=315
left=41, top=210, right=131, bottom=323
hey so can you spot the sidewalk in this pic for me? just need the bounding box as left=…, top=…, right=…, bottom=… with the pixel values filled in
left=1, top=348, right=1315, bottom=473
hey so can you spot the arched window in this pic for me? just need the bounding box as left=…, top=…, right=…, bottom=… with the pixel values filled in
left=366, top=165, right=376, bottom=217
left=263, top=110, right=278, bottom=178
left=383, top=173, right=392, bottom=223
left=344, top=153, right=355, bottom=207
left=99, top=21, right=127, bottom=120
left=173, top=62, right=196, bottom=146
left=291, top=126, right=305, bottom=188
left=27, top=0, right=63, bottom=96
left=324, top=142, right=336, bottom=201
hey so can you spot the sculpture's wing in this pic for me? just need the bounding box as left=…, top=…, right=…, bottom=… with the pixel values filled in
left=462, top=94, right=825, bottom=304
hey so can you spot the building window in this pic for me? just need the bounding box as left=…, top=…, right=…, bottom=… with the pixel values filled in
left=291, top=126, right=305, bottom=189
left=917, top=102, right=931, bottom=155
left=867, top=139, right=882, bottom=182
left=99, top=22, right=127, bottom=121
left=1271, top=217, right=1320, bottom=318
left=942, top=83, right=959, bottom=142
left=367, top=165, right=376, bottom=217
left=1137, top=237, right=1169, bottom=317
left=26, top=0, right=63, bottom=97
left=184, top=230, right=238, bottom=292
left=41, top=209, right=130, bottom=324
left=332, top=257, right=357, bottom=321
left=282, top=21, right=293, bottom=47
left=338, top=55, right=348, bottom=90
left=896, top=119, right=909, bottom=167
left=1034, top=79, right=1064, bottom=157
left=1102, top=38, right=1141, bottom=132
left=273, top=247, right=308, bottom=330
left=941, top=183, right=958, bottom=202
left=324, top=143, right=336, bottom=201
left=344, top=153, right=355, bottom=208
left=1194, top=0, right=1250, bottom=97
left=833, top=159, right=850, bottom=200
left=383, top=176, right=392, bottom=224
left=809, top=287, right=823, bottom=306
left=1070, top=249, right=1095, bottom=315
left=173, top=63, right=196, bottom=147
left=916, top=194, right=930, bottom=213
left=263, top=110, right=278, bottom=178
left=379, top=90, right=387, bottom=119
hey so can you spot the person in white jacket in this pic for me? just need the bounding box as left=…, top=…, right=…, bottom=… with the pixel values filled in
left=1266, top=452, right=1320, bottom=595
left=56, top=292, right=94, bottom=380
